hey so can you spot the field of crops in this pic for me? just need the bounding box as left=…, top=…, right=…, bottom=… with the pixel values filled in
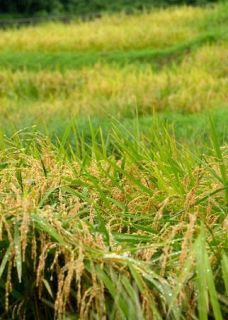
left=0, top=2, right=227, bottom=320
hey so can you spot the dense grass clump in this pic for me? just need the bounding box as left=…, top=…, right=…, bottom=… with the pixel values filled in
left=0, top=122, right=227, bottom=319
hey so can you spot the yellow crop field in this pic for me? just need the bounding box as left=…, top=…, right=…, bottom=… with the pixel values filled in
left=0, top=44, right=227, bottom=127
left=0, top=6, right=213, bottom=52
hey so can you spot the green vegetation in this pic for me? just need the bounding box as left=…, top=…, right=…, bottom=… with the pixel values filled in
left=0, top=121, right=227, bottom=319
left=0, top=2, right=227, bottom=319
left=0, top=0, right=219, bottom=16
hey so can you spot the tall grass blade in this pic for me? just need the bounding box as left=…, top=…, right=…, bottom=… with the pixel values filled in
left=209, top=116, right=228, bottom=206
left=14, top=222, right=22, bottom=283
left=221, top=254, right=228, bottom=296
left=16, top=168, right=24, bottom=193
left=195, top=227, right=208, bottom=320
left=205, top=249, right=223, bottom=320
left=0, top=247, right=10, bottom=279
left=96, top=266, right=128, bottom=319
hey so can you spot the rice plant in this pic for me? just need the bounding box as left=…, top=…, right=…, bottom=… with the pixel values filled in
left=0, top=123, right=227, bottom=319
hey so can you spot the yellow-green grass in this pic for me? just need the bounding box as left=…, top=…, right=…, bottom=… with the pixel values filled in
left=0, top=6, right=212, bottom=53
left=0, top=1, right=227, bottom=130
left=0, top=43, right=227, bottom=129
left=1, top=1, right=227, bottom=55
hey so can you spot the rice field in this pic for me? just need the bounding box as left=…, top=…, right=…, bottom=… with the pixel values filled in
left=0, top=2, right=227, bottom=320
left=0, top=6, right=213, bottom=52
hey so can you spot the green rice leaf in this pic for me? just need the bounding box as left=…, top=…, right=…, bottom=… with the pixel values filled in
left=0, top=247, right=10, bottom=279
left=205, top=250, right=223, bottom=320
left=222, top=253, right=228, bottom=296
left=195, top=227, right=208, bottom=320
left=42, top=279, right=54, bottom=298
left=14, top=221, right=22, bottom=283
left=96, top=266, right=128, bottom=319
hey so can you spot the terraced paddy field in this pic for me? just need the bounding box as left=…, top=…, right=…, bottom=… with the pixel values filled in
left=0, top=3, right=227, bottom=319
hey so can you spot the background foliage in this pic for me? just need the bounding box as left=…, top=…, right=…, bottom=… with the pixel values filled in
left=0, top=0, right=219, bottom=16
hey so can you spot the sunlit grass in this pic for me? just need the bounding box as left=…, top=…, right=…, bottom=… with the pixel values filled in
left=0, top=43, right=227, bottom=127
left=0, top=6, right=210, bottom=53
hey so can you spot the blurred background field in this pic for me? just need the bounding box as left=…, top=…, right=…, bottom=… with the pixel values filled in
left=0, top=2, right=228, bottom=144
